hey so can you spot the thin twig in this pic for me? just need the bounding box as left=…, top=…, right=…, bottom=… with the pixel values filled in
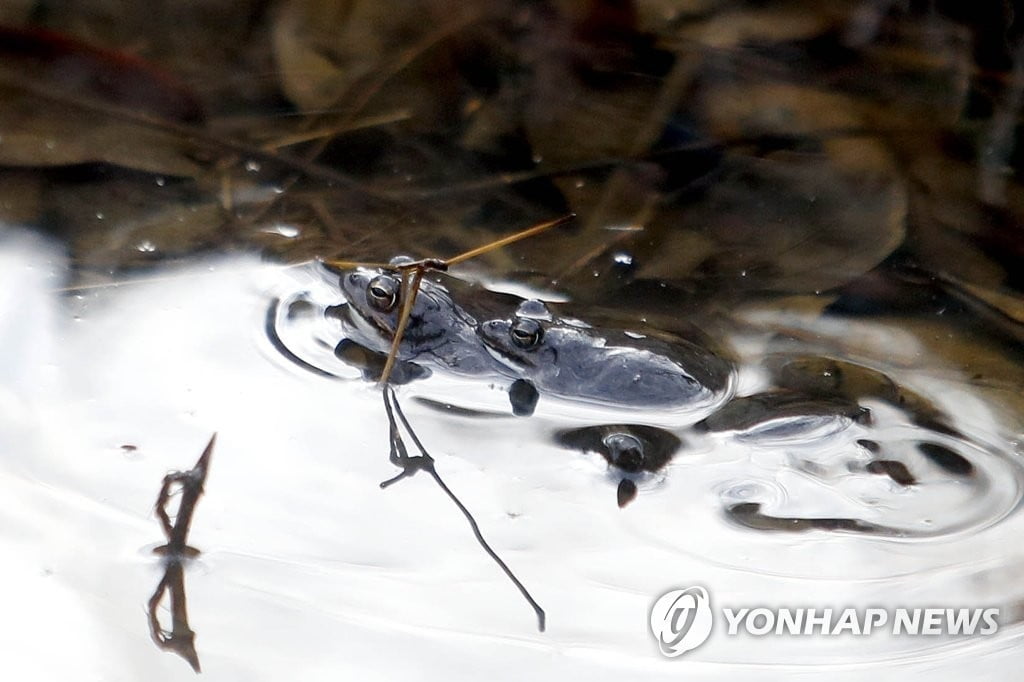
left=444, top=214, right=576, bottom=266
left=148, top=434, right=215, bottom=673
left=378, top=268, right=424, bottom=386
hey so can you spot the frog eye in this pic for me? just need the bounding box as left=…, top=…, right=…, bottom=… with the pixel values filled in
left=509, top=317, right=543, bottom=349
left=367, top=274, right=400, bottom=312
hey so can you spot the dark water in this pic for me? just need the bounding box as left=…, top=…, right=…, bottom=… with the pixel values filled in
left=1, top=1, right=1024, bottom=679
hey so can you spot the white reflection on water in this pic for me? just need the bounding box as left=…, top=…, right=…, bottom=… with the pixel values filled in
left=2, top=232, right=1024, bottom=681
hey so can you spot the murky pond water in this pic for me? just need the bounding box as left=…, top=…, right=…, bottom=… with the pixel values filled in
left=3, top=233, right=1023, bottom=680
left=2, top=1, right=1024, bottom=680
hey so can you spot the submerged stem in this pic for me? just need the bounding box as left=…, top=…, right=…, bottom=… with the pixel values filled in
left=380, top=386, right=546, bottom=631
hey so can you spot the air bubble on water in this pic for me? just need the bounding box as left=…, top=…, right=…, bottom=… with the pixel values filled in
left=516, top=299, right=552, bottom=320
left=136, top=240, right=157, bottom=253
left=155, top=177, right=166, bottom=187
left=719, top=481, right=770, bottom=503
left=95, top=212, right=104, bottom=220
left=245, top=160, right=261, bottom=172
left=265, top=224, right=300, bottom=238
left=613, top=252, right=634, bottom=267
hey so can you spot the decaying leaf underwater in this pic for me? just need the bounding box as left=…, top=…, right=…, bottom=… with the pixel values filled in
left=6, top=0, right=1024, bottom=675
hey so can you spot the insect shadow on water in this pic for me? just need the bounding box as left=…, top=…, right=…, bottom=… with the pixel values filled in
left=147, top=434, right=215, bottom=673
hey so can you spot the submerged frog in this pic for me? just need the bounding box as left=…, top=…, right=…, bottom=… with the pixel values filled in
left=337, top=267, right=736, bottom=417
left=477, top=299, right=735, bottom=414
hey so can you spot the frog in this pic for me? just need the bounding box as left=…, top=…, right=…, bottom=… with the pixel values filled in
left=476, top=298, right=736, bottom=414
left=337, top=265, right=509, bottom=378
left=555, top=424, right=683, bottom=508
left=338, top=268, right=739, bottom=419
